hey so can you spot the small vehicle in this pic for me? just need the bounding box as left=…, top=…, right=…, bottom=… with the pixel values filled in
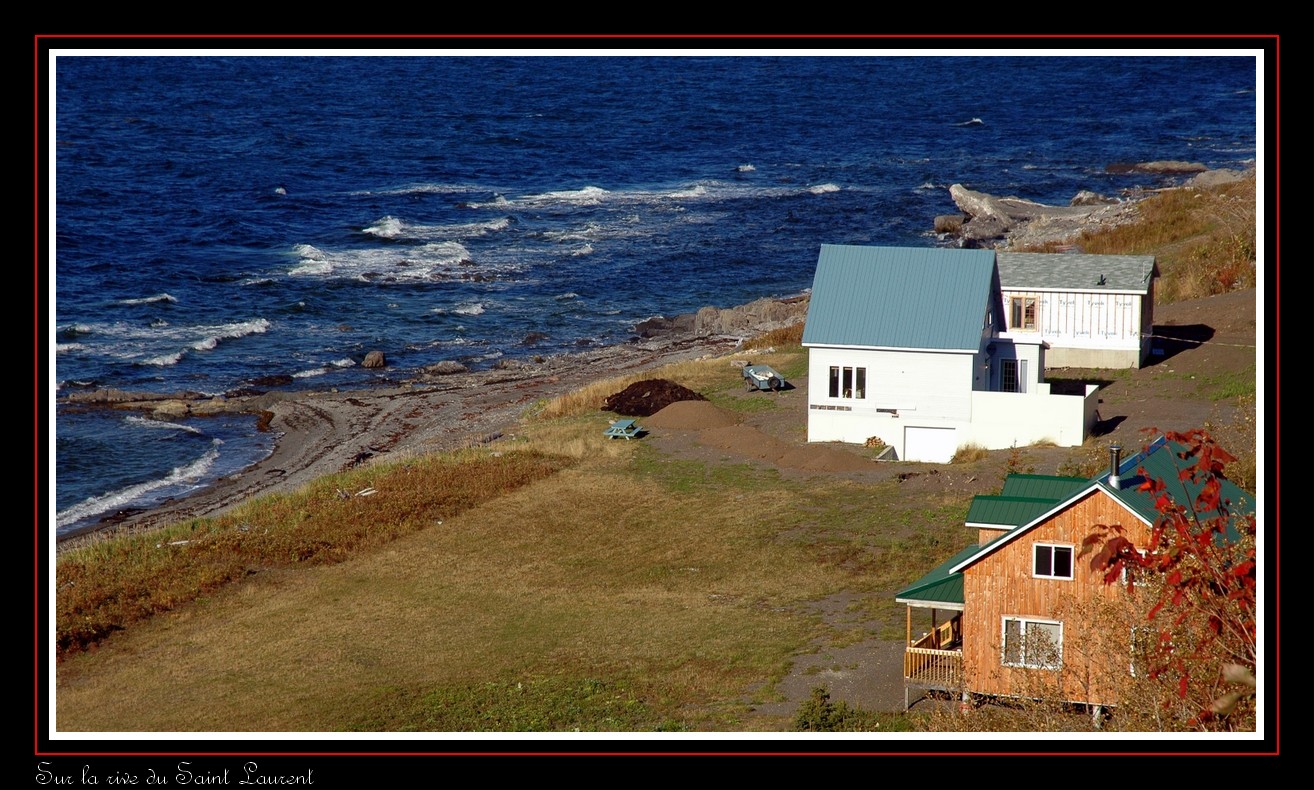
left=742, top=364, right=785, bottom=392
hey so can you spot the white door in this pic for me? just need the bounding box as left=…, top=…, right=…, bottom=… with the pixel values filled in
left=905, top=427, right=957, bottom=463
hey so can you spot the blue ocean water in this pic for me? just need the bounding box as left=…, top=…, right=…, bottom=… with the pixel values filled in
left=51, top=54, right=1257, bottom=535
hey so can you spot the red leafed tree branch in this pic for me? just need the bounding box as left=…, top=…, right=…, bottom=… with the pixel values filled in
left=1080, top=428, right=1256, bottom=729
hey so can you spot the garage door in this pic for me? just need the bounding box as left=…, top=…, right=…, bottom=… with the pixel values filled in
left=905, top=427, right=958, bottom=463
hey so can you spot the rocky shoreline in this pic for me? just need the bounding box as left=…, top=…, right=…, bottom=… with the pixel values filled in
left=937, top=161, right=1254, bottom=249
left=56, top=296, right=811, bottom=551
left=56, top=162, right=1252, bottom=551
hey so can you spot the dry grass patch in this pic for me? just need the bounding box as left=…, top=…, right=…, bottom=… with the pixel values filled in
left=56, top=449, right=573, bottom=659
left=55, top=459, right=835, bottom=731
left=1022, top=173, right=1256, bottom=304
left=743, top=321, right=804, bottom=350
left=950, top=443, right=990, bottom=464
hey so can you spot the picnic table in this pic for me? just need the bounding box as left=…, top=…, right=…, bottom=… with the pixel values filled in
left=603, top=418, right=643, bottom=440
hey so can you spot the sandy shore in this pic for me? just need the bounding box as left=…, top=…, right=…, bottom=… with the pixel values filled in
left=56, top=326, right=752, bottom=552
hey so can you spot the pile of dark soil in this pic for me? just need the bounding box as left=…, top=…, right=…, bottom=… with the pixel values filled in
left=602, top=379, right=707, bottom=417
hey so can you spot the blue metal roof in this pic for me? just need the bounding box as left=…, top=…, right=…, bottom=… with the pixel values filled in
left=801, top=245, right=998, bottom=351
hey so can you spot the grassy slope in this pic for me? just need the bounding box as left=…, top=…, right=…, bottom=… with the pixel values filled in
left=56, top=356, right=970, bottom=732
left=54, top=176, right=1258, bottom=731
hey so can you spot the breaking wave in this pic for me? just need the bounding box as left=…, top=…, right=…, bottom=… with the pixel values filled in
left=55, top=440, right=223, bottom=532
left=119, top=293, right=178, bottom=305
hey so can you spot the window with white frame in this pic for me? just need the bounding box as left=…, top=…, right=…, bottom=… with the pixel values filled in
left=1002, top=616, right=1063, bottom=669
left=828, top=366, right=866, bottom=399
left=1033, top=543, right=1073, bottom=580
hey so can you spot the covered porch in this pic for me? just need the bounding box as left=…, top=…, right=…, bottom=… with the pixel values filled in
left=894, top=543, right=976, bottom=710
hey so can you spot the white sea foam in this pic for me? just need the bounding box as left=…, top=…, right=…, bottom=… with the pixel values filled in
left=195, top=318, right=272, bottom=350
left=57, top=323, right=94, bottom=335
left=330, top=357, right=356, bottom=368
left=534, top=185, right=611, bottom=203
left=125, top=415, right=202, bottom=434
left=56, top=343, right=85, bottom=353
left=809, top=183, right=840, bottom=194
left=669, top=185, right=709, bottom=199
left=571, top=244, right=594, bottom=257
left=290, top=241, right=476, bottom=281
left=350, top=182, right=480, bottom=196
left=240, top=277, right=274, bottom=286
left=143, top=351, right=185, bottom=366
left=463, top=194, right=513, bottom=209
left=363, top=215, right=405, bottom=238
left=454, top=302, right=486, bottom=316
left=365, top=217, right=509, bottom=242
left=737, top=164, right=756, bottom=172
left=292, top=367, right=328, bottom=378
left=916, top=182, right=937, bottom=190
left=119, top=293, right=178, bottom=306
left=554, top=292, right=579, bottom=300
left=55, top=440, right=223, bottom=531
left=291, top=259, right=333, bottom=276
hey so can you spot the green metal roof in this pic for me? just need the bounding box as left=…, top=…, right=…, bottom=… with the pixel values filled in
left=966, top=495, right=1065, bottom=528
left=894, top=543, right=980, bottom=606
left=999, top=473, right=1089, bottom=501
left=996, top=252, right=1158, bottom=293
left=1099, top=437, right=1255, bottom=528
left=947, top=437, right=1255, bottom=575
left=801, top=245, right=997, bottom=351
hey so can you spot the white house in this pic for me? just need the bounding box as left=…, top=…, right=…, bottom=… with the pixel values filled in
left=801, top=245, right=1099, bottom=462
left=996, top=252, right=1158, bottom=369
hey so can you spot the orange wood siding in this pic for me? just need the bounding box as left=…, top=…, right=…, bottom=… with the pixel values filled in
left=961, top=489, right=1152, bottom=706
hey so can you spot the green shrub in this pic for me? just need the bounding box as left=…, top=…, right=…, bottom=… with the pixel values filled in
left=794, top=687, right=888, bottom=732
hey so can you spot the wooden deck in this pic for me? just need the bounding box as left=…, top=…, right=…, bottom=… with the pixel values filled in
left=904, top=646, right=963, bottom=690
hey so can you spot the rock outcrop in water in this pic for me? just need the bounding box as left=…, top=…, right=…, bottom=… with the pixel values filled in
left=943, top=165, right=1254, bottom=250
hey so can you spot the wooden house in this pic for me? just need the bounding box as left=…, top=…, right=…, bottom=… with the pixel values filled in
left=996, top=252, right=1158, bottom=369
left=801, top=245, right=1099, bottom=462
left=895, top=437, right=1254, bottom=711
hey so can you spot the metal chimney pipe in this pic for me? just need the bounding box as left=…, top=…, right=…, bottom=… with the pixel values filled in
left=1109, top=445, right=1122, bottom=489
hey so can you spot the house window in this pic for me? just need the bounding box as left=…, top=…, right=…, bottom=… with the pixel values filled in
left=1002, top=616, right=1063, bottom=669
left=828, top=366, right=866, bottom=399
left=1010, top=296, right=1037, bottom=331
left=1000, top=359, right=1028, bottom=393
left=1033, top=544, right=1073, bottom=580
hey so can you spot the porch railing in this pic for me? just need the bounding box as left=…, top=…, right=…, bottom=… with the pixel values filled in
left=905, top=635, right=963, bottom=690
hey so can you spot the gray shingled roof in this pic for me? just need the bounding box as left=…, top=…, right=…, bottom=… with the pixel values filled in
left=801, top=245, right=996, bottom=351
left=996, top=252, right=1157, bottom=293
